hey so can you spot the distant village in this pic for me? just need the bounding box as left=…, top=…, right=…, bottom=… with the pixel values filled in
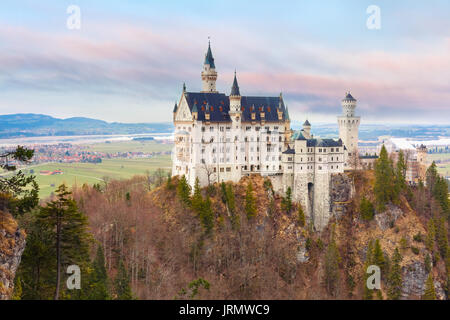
left=0, top=142, right=172, bottom=171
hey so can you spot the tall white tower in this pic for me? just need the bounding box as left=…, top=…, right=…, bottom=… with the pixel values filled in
left=338, top=92, right=360, bottom=160
left=201, top=41, right=218, bottom=93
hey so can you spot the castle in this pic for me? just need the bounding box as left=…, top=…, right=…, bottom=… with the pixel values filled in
left=172, top=42, right=360, bottom=230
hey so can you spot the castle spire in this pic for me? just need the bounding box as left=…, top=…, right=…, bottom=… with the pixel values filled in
left=230, top=70, right=240, bottom=96
left=204, top=40, right=215, bottom=68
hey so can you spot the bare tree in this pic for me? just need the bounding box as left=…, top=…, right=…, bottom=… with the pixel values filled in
left=202, top=163, right=217, bottom=186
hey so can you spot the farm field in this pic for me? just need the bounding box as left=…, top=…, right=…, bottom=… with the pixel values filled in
left=24, top=156, right=172, bottom=199
left=428, top=153, right=450, bottom=177
left=85, top=140, right=173, bottom=153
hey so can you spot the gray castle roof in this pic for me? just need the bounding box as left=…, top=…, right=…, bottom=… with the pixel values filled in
left=282, top=145, right=295, bottom=154
left=204, top=42, right=215, bottom=68
left=173, top=102, right=178, bottom=113
left=183, top=92, right=288, bottom=123
left=303, top=119, right=311, bottom=126
left=306, top=138, right=343, bottom=147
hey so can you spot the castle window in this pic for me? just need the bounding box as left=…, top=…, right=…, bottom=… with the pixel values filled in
left=201, top=159, right=205, bottom=164
left=255, top=127, right=260, bottom=131
left=288, top=157, right=292, bottom=161
left=319, top=166, right=322, bottom=170
left=210, top=127, right=214, bottom=132
left=220, top=168, right=224, bottom=172
left=201, top=127, right=205, bottom=132
left=336, top=148, right=339, bottom=152
left=331, top=148, right=334, bottom=152
left=214, top=167, right=217, bottom=172
left=246, top=126, right=251, bottom=131
left=331, top=165, right=333, bottom=169
left=226, top=127, right=231, bottom=131
left=220, top=126, right=224, bottom=132
left=226, top=167, right=231, bottom=172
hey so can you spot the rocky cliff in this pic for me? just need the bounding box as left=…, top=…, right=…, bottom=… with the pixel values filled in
left=0, top=211, right=26, bottom=300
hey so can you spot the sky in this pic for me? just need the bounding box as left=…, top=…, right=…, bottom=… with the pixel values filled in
left=0, top=0, right=449, bottom=124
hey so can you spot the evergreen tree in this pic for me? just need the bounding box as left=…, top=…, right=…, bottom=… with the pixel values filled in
left=387, top=248, right=403, bottom=300
left=88, top=245, right=110, bottom=300
left=245, top=182, right=257, bottom=219
left=372, top=239, right=386, bottom=271
left=11, top=276, right=23, bottom=300
left=225, top=184, right=236, bottom=214
left=220, top=182, right=227, bottom=204
left=374, top=145, right=397, bottom=211
left=395, top=150, right=407, bottom=194
left=16, top=209, right=55, bottom=300
left=200, top=196, right=214, bottom=235
left=297, top=205, right=305, bottom=227
left=324, top=227, right=341, bottom=296
left=37, top=184, right=92, bottom=300
left=360, top=196, right=375, bottom=221
left=114, top=259, right=132, bottom=300
left=281, top=187, right=293, bottom=214
left=426, top=218, right=436, bottom=252
left=435, top=217, right=448, bottom=259
left=177, top=175, right=191, bottom=207
left=191, top=177, right=203, bottom=214
left=422, top=273, right=436, bottom=300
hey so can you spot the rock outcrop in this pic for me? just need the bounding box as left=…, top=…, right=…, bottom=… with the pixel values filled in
left=0, top=211, right=26, bottom=300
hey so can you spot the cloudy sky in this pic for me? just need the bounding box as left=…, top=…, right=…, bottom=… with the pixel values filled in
left=0, top=0, right=449, bottom=124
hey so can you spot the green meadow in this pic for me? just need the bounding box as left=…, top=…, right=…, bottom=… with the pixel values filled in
left=17, top=140, right=174, bottom=199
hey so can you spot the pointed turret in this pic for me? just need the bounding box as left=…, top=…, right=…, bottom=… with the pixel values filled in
left=230, top=71, right=240, bottom=96
left=284, top=105, right=290, bottom=121
left=201, top=40, right=218, bottom=93
left=173, top=102, right=178, bottom=113
left=204, top=41, right=215, bottom=68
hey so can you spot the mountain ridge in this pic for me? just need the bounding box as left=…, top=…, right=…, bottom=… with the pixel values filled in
left=0, top=113, right=173, bottom=138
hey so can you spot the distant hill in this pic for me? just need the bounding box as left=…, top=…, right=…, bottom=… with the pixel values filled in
left=0, top=114, right=173, bottom=138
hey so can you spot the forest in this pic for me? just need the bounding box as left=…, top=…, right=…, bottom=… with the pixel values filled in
left=0, top=145, right=449, bottom=300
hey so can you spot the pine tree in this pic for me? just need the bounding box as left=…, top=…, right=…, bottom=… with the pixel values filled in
left=372, top=239, right=386, bottom=271
left=245, top=182, right=257, bottom=219
left=374, top=145, right=397, bottom=211
left=191, top=177, right=203, bottom=214
left=297, top=205, right=305, bottom=227
left=281, top=187, right=293, bottom=214
left=200, top=196, right=214, bottom=235
left=422, top=273, right=436, bottom=300
left=395, top=150, right=407, bottom=194
left=88, top=245, right=110, bottom=300
left=11, top=276, right=22, bottom=300
left=324, top=227, right=341, bottom=296
left=226, top=184, right=236, bottom=214
left=177, top=175, right=191, bottom=207
left=360, top=196, right=375, bottom=221
left=426, top=218, right=435, bottom=252
left=387, top=248, right=403, bottom=300
left=435, top=217, right=448, bottom=259
left=37, top=184, right=92, bottom=300
left=114, top=259, right=132, bottom=300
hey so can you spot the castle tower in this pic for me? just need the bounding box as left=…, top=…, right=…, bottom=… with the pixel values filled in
left=201, top=41, right=218, bottom=93
left=302, top=119, right=311, bottom=139
left=338, top=92, right=360, bottom=161
left=229, top=71, right=241, bottom=123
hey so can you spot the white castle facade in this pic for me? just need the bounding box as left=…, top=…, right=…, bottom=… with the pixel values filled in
left=172, top=42, right=361, bottom=230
